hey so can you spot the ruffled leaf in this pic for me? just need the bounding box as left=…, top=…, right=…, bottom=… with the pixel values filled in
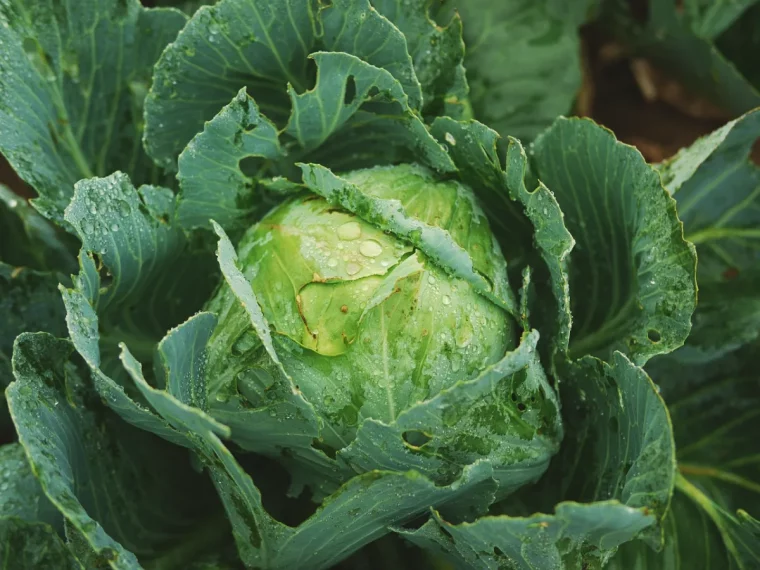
left=0, top=264, right=66, bottom=389
left=144, top=0, right=429, bottom=171
left=60, top=172, right=217, bottom=446
left=0, top=443, right=60, bottom=529
left=428, top=117, right=574, bottom=365
left=400, top=352, right=676, bottom=567
left=0, top=518, right=82, bottom=570
left=8, top=333, right=218, bottom=570
left=175, top=56, right=453, bottom=230
left=372, top=0, right=469, bottom=117
left=645, top=345, right=760, bottom=569
left=657, top=110, right=760, bottom=360
left=0, top=0, right=186, bottom=222
left=442, top=0, right=594, bottom=141
left=530, top=117, right=697, bottom=365
left=341, top=330, right=561, bottom=503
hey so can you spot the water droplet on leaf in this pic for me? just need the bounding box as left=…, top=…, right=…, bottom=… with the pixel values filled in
left=116, top=200, right=130, bottom=216
left=359, top=239, right=382, bottom=257
left=337, top=221, right=361, bottom=241
left=346, top=262, right=361, bottom=275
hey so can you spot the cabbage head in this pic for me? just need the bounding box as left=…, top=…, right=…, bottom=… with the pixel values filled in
left=206, top=164, right=517, bottom=452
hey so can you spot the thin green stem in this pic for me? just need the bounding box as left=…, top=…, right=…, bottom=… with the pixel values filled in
left=679, top=463, right=760, bottom=495
left=687, top=227, right=760, bottom=245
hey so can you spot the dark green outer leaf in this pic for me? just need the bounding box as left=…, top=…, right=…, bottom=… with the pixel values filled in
left=145, top=0, right=316, bottom=167
left=445, top=0, right=590, bottom=142
left=530, top=117, right=697, bottom=365
left=9, top=332, right=223, bottom=570
left=0, top=263, right=67, bottom=388
left=64, top=173, right=216, bottom=339
left=301, top=107, right=453, bottom=176
left=646, top=345, right=760, bottom=569
left=0, top=517, right=83, bottom=570
left=145, top=0, right=429, bottom=170
left=285, top=51, right=419, bottom=152
left=60, top=172, right=217, bottom=448
left=553, top=355, right=676, bottom=536
left=175, top=51, right=454, bottom=231
left=428, top=117, right=575, bottom=366
left=656, top=109, right=760, bottom=360
left=400, top=502, right=652, bottom=570
left=0, top=443, right=61, bottom=530
left=339, top=330, right=561, bottom=500
left=658, top=109, right=760, bottom=282
left=0, top=0, right=186, bottom=221
left=0, top=186, right=76, bottom=273
left=175, top=88, right=284, bottom=230
left=371, top=0, right=469, bottom=118
left=400, top=352, right=676, bottom=568
left=320, top=0, right=422, bottom=109
left=606, top=490, right=733, bottom=570
left=272, top=461, right=497, bottom=570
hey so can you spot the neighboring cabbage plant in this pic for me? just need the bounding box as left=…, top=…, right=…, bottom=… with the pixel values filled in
left=5, top=1, right=752, bottom=570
